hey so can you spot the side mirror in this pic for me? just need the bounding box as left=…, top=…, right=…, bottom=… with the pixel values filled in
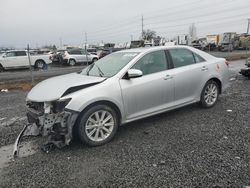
left=2, top=54, right=6, bottom=58
left=127, top=69, right=143, bottom=79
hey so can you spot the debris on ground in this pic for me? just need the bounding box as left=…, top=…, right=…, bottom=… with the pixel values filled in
left=1, top=89, right=8, bottom=93
left=158, top=160, right=166, bottom=165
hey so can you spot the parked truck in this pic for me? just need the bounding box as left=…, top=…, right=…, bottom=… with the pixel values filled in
left=238, top=33, right=250, bottom=50
left=177, top=34, right=191, bottom=45
left=0, top=50, right=52, bottom=72
left=218, top=32, right=239, bottom=52
left=206, top=34, right=219, bottom=51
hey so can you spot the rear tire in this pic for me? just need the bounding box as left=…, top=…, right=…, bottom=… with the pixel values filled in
left=200, top=80, right=219, bottom=108
left=77, top=105, right=119, bottom=146
left=69, top=59, right=76, bottom=66
left=35, top=60, right=46, bottom=70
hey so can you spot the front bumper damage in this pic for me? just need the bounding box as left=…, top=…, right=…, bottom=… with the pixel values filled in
left=13, top=101, right=79, bottom=156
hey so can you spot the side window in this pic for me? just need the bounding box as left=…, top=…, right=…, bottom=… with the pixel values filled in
left=16, top=51, right=26, bottom=56
left=69, top=50, right=81, bottom=55
left=169, top=48, right=195, bottom=68
left=75, top=50, right=81, bottom=55
left=81, top=50, right=87, bottom=55
left=193, top=53, right=205, bottom=63
left=6, top=52, right=16, bottom=57
left=132, top=50, right=167, bottom=76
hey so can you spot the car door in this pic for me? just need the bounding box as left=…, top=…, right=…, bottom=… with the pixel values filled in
left=168, top=48, right=208, bottom=105
left=81, top=51, right=88, bottom=62
left=15, top=51, right=28, bottom=67
left=2, top=51, right=18, bottom=68
left=119, top=50, right=175, bottom=120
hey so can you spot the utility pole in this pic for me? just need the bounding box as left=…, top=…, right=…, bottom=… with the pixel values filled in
left=141, top=15, right=144, bottom=39
left=85, top=32, right=89, bottom=66
left=247, top=19, right=250, bottom=34
left=59, top=38, right=62, bottom=48
left=27, top=44, right=34, bottom=86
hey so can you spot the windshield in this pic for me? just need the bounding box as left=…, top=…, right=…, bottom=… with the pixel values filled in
left=80, top=52, right=139, bottom=77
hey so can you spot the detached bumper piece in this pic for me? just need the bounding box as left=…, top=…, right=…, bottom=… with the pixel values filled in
left=240, top=68, right=250, bottom=78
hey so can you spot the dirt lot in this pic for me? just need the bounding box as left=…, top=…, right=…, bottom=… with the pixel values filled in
left=0, top=60, right=249, bottom=187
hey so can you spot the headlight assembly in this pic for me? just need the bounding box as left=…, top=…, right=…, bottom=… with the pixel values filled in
left=53, top=98, right=71, bottom=113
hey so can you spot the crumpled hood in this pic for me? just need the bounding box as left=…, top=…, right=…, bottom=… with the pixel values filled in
left=27, top=73, right=106, bottom=102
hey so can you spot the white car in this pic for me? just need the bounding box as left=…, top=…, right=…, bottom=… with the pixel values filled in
left=24, top=46, right=230, bottom=149
left=63, top=49, right=99, bottom=66
left=0, top=50, right=52, bottom=71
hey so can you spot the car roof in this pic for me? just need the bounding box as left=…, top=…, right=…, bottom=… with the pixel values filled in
left=117, top=45, right=217, bottom=61
left=6, top=50, right=26, bottom=53
left=117, top=45, right=194, bottom=53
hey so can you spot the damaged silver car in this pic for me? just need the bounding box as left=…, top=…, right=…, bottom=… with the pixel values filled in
left=22, top=46, right=230, bottom=150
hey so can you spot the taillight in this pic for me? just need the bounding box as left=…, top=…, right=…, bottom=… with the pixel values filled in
left=225, top=60, right=229, bottom=67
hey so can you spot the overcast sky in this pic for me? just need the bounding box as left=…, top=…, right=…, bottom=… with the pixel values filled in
left=0, top=0, right=249, bottom=48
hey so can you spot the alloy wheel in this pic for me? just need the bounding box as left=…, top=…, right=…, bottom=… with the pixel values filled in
left=204, top=83, right=218, bottom=106
left=85, top=110, right=115, bottom=142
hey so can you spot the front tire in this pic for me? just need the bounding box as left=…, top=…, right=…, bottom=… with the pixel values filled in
left=35, top=60, right=46, bottom=70
left=200, top=80, right=219, bottom=108
left=77, top=105, right=119, bottom=146
left=92, top=58, right=98, bottom=63
left=0, top=64, right=4, bottom=72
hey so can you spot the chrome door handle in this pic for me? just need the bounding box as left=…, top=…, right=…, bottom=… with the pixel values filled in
left=164, top=75, right=173, bottom=80
left=201, top=66, right=208, bottom=71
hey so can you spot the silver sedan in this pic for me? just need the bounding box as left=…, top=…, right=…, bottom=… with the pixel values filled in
left=26, top=46, right=230, bottom=148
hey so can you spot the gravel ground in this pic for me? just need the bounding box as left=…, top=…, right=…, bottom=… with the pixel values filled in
left=0, top=60, right=250, bottom=187
left=0, top=91, right=27, bottom=147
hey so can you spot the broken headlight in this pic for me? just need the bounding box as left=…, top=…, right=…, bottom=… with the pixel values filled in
left=53, top=98, right=71, bottom=113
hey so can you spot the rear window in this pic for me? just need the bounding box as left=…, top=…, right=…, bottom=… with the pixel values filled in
left=68, top=50, right=81, bottom=55
left=193, top=53, right=205, bottom=63
left=169, top=48, right=195, bottom=68
left=15, top=51, right=26, bottom=56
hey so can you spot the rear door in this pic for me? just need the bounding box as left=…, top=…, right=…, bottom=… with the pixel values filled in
left=15, top=51, right=28, bottom=66
left=168, top=48, right=208, bottom=105
left=119, top=50, right=175, bottom=120
left=70, top=50, right=82, bottom=62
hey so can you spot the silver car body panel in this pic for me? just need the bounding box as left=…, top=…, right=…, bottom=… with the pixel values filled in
left=27, top=73, right=106, bottom=102
left=25, top=46, right=230, bottom=147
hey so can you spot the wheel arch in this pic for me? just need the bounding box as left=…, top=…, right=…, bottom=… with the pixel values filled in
left=75, top=100, right=122, bottom=128
left=69, top=58, right=76, bottom=62
left=207, top=77, right=222, bottom=94
left=35, top=59, right=46, bottom=64
left=0, top=63, right=4, bottom=71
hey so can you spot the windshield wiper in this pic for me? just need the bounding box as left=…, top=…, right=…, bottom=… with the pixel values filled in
left=86, top=63, right=104, bottom=77
left=96, top=65, right=104, bottom=77
left=86, top=63, right=95, bottom=76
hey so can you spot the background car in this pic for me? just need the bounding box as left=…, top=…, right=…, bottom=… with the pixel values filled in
left=0, top=50, right=51, bottom=71
left=63, top=49, right=99, bottom=66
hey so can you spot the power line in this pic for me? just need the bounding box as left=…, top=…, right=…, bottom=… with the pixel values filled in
left=145, top=0, right=248, bottom=20
left=89, top=1, right=249, bottom=38
left=158, top=19, right=246, bottom=36
left=145, top=13, right=249, bottom=31
left=145, top=5, right=250, bottom=26
left=86, top=0, right=207, bottom=35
